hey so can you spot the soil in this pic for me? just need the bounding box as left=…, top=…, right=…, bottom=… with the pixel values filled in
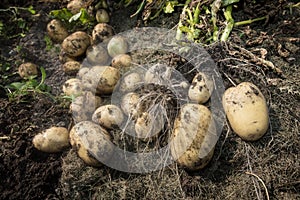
left=0, top=0, right=299, bottom=199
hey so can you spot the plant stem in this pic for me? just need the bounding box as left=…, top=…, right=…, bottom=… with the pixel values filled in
left=176, top=0, right=191, bottom=40
left=221, top=5, right=234, bottom=42
left=234, top=16, right=267, bottom=27
left=211, top=0, right=222, bottom=41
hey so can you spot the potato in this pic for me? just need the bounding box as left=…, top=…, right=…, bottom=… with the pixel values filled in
left=18, top=62, right=38, bottom=79
left=170, top=104, right=217, bottom=171
left=92, top=104, right=124, bottom=129
left=144, top=64, right=171, bottom=84
left=82, top=66, right=120, bottom=94
left=96, top=9, right=110, bottom=23
left=63, top=61, right=81, bottom=75
left=111, top=54, right=132, bottom=70
left=119, top=72, right=142, bottom=92
left=92, top=23, right=114, bottom=44
left=59, top=50, right=76, bottom=64
left=86, top=44, right=109, bottom=66
left=69, top=121, right=113, bottom=166
left=70, top=91, right=102, bottom=122
left=135, top=112, right=164, bottom=140
left=188, top=72, right=213, bottom=104
left=120, top=92, right=140, bottom=117
left=107, top=36, right=128, bottom=58
left=77, top=67, right=89, bottom=79
left=33, top=127, right=69, bottom=153
left=46, top=19, right=68, bottom=43
left=62, top=78, right=82, bottom=96
left=62, top=31, right=90, bottom=57
left=222, top=82, right=269, bottom=141
left=67, top=0, right=86, bottom=14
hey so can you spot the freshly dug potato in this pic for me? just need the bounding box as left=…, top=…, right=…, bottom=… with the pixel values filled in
left=107, top=36, right=128, bottom=58
left=92, top=104, right=124, bottom=129
left=92, top=23, right=114, bottom=44
left=144, top=64, right=170, bottom=84
left=119, top=72, right=141, bottom=92
left=135, top=112, right=164, bottom=140
left=62, top=78, right=82, bottom=96
left=63, top=61, right=81, bottom=75
left=188, top=72, right=213, bottom=104
left=111, top=54, right=132, bottom=70
left=120, top=92, right=140, bottom=117
left=170, top=104, right=217, bottom=171
left=18, top=62, right=38, bottom=79
left=46, top=19, right=68, bottom=43
left=77, top=67, right=89, bottom=79
left=222, top=82, right=269, bottom=141
left=33, top=127, right=69, bottom=153
left=86, top=44, right=109, bottom=65
left=67, top=0, right=86, bottom=14
left=70, top=91, right=102, bottom=122
left=96, top=9, right=110, bottom=23
left=59, top=50, right=76, bottom=64
left=62, top=31, right=90, bottom=57
left=82, top=66, right=120, bottom=94
left=69, top=121, right=114, bottom=166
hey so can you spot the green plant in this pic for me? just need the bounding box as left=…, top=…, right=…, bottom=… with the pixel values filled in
left=5, top=67, right=53, bottom=102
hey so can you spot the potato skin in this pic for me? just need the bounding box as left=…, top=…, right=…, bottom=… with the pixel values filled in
left=92, top=23, right=114, bottom=44
left=33, top=127, right=69, bottom=153
left=92, top=104, right=124, bottom=129
left=18, top=62, right=38, bottom=78
left=63, top=61, right=81, bottom=75
left=47, top=19, right=68, bottom=43
left=62, top=31, right=90, bottom=57
left=62, top=78, right=82, bottom=96
left=170, top=104, right=217, bottom=171
left=222, top=82, right=269, bottom=141
left=188, top=72, right=213, bottom=104
left=69, top=121, right=113, bottom=167
left=82, top=66, right=120, bottom=94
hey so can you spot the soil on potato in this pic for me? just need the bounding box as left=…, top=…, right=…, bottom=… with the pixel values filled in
left=0, top=0, right=299, bottom=199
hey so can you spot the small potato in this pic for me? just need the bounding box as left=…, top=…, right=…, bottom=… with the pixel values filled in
left=70, top=91, right=102, bottom=122
left=170, top=104, right=217, bottom=171
left=111, top=54, right=132, bottom=71
left=92, top=104, right=124, bottom=129
left=33, top=127, right=69, bottom=153
left=86, top=44, right=109, bottom=66
left=82, top=66, right=120, bottom=94
left=69, top=121, right=113, bottom=166
left=222, top=82, right=269, bottom=141
left=77, top=67, right=89, bottom=79
left=63, top=61, right=81, bottom=75
left=107, top=36, right=128, bottom=58
left=135, top=112, right=164, bottom=140
left=119, top=72, right=142, bottom=92
left=67, top=0, right=86, bottom=14
left=62, top=31, right=90, bottom=57
left=92, top=23, right=114, bottom=44
left=62, top=78, right=82, bottom=96
left=96, top=9, right=110, bottom=23
left=144, top=64, right=171, bottom=84
left=121, top=92, right=140, bottom=118
left=188, top=72, right=213, bottom=104
left=59, top=50, right=76, bottom=64
left=47, top=19, right=68, bottom=43
left=18, top=62, right=38, bottom=79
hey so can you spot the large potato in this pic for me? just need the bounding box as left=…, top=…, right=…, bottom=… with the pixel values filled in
left=47, top=19, right=68, bottom=43
left=92, top=104, right=124, bottom=129
left=33, top=127, right=69, bottom=153
left=69, top=121, right=113, bottom=167
left=107, top=36, right=128, bottom=58
left=119, top=72, right=142, bottom=93
left=222, top=82, right=269, bottom=141
left=188, top=72, right=213, bottom=104
left=170, top=104, right=217, bottom=171
left=62, top=31, right=90, bottom=57
left=62, top=78, right=82, bottom=96
left=120, top=92, right=140, bottom=118
left=86, top=44, right=109, bottom=66
left=82, top=66, right=120, bottom=94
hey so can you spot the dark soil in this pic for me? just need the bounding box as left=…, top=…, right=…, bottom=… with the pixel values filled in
left=0, top=0, right=299, bottom=199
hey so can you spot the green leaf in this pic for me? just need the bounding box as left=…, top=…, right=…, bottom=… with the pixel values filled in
left=27, top=6, right=36, bottom=15
left=50, top=8, right=73, bottom=22
left=164, top=1, right=179, bottom=13
left=79, top=8, right=93, bottom=24
left=9, top=82, right=24, bottom=90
